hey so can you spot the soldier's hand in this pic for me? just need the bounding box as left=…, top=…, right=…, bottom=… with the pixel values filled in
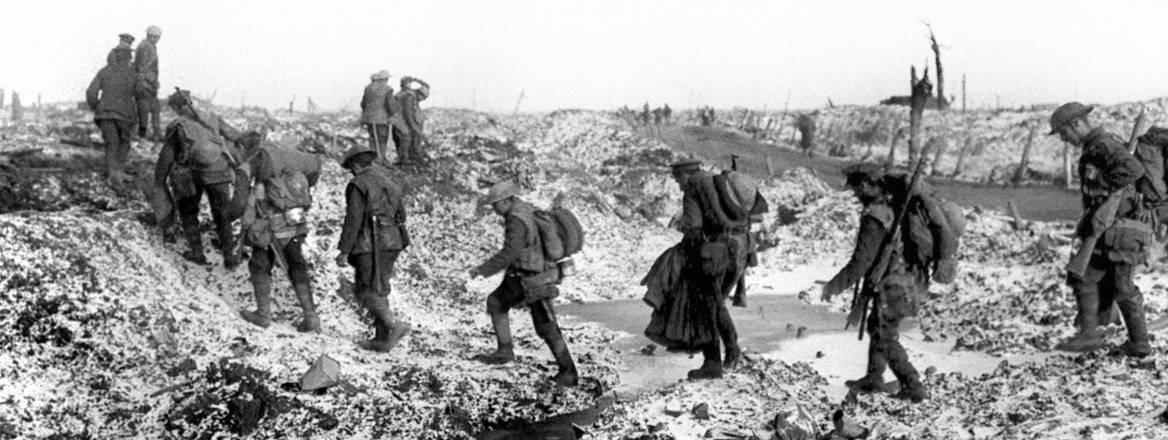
left=335, top=252, right=349, bottom=268
left=820, top=280, right=842, bottom=302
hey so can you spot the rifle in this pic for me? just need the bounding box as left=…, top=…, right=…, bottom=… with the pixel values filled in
left=370, top=209, right=382, bottom=295
left=849, top=155, right=929, bottom=340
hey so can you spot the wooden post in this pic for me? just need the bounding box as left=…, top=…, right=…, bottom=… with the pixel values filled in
left=961, top=74, right=966, bottom=113
left=1012, top=123, right=1038, bottom=186
left=925, top=22, right=948, bottom=110
left=952, top=135, right=974, bottom=178
left=1007, top=199, right=1025, bottom=230
left=1063, top=141, right=1074, bottom=188
left=512, top=89, right=525, bottom=115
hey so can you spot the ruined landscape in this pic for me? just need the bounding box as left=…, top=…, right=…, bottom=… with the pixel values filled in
left=2, top=93, right=1168, bottom=439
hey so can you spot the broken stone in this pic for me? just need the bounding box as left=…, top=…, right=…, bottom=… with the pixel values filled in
left=640, top=344, right=657, bottom=356
left=300, top=354, right=341, bottom=391
left=664, top=399, right=684, bottom=417
left=815, top=351, right=825, bottom=359
left=770, top=403, right=816, bottom=440
left=796, top=326, right=808, bottom=338
left=691, top=402, right=710, bottom=420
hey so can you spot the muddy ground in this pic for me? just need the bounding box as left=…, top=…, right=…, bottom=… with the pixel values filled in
left=2, top=102, right=1168, bottom=439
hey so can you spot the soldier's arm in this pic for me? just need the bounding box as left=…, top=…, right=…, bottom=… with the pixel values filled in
left=216, top=116, right=242, bottom=143
left=154, top=141, right=176, bottom=188
left=824, top=214, right=887, bottom=296
left=337, top=183, right=366, bottom=255
left=85, top=71, right=103, bottom=111
left=474, top=216, right=526, bottom=277
left=383, top=88, right=395, bottom=117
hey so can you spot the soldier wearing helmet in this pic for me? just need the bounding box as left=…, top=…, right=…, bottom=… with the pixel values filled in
left=135, top=26, right=163, bottom=141
left=1049, top=102, right=1151, bottom=357
left=336, top=146, right=412, bottom=352
left=469, top=181, right=578, bottom=387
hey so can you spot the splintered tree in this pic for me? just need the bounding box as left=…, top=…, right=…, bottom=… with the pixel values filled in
left=924, top=22, right=949, bottom=110
left=907, top=66, right=933, bottom=166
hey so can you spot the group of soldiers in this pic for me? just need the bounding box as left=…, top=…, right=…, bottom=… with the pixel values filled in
left=618, top=102, right=673, bottom=138
left=85, top=26, right=163, bottom=187
left=359, top=71, right=430, bottom=165
left=646, top=100, right=1155, bottom=405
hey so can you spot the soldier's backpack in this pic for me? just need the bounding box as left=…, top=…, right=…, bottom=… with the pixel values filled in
left=530, top=208, right=586, bottom=278
left=693, top=171, right=769, bottom=230
left=903, top=191, right=966, bottom=284
left=168, top=118, right=232, bottom=171
left=1135, top=126, right=1168, bottom=215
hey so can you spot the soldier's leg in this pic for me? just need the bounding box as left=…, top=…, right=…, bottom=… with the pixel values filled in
left=96, top=120, right=119, bottom=178
left=688, top=287, right=725, bottom=380
left=479, top=275, right=521, bottom=364
left=531, top=295, right=578, bottom=387
left=1112, top=263, right=1151, bottom=357
left=715, top=297, right=740, bottom=369
left=149, top=98, right=162, bottom=140
left=240, top=244, right=274, bottom=328
left=176, top=190, right=208, bottom=265
left=392, top=126, right=409, bottom=164
left=285, top=236, right=319, bottom=332
left=365, top=123, right=378, bottom=154
left=879, top=314, right=926, bottom=402
left=847, top=313, right=893, bottom=393
left=376, top=124, right=391, bottom=161
left=1058, top=259, right=1106, bottom=352
left=377, top=250, right=409, bottom=345
left=137, top=99, right=150, bottom=138
left=204, top=182, right=239, bottom=268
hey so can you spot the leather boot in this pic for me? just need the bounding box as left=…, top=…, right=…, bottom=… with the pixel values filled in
left=293, top=283, right=320, bottom=333
left=891, top=373, right=928, bottom=403
left=182, top=230, right=208, bottom=265
left=687, top=342, right=724, bottom=380
left=240, top=282, right=272, bottom=328
left=361, top=296, right=409, bottom=352
left=539, top=324, right=578, bottom=387
left=847, top=334, right=893, bottom=393
left=477, top=313, right=515, bottom=364
left=1057, top=289, right=1105, bottom=352
left=1113, top=298, right=1152, bottom=358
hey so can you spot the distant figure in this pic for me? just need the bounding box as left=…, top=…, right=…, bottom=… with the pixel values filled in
left=662, top=103, right=672, bottom=124
left=651, top=107, right=664, bottom=138
left=336, top=145, right=412, bottom=352
left=106, top=33, right=135, bottom=65
left=797, top=112, right=818, bottom=157
left=392, top=75, right=430, bottom=165
left=86, top=46, right=142, bottom=188
left=135, top=26, right=162, bottom=141
left=641, top=102, right=651, bottom=127
left=360, top=70, right=395, bottom=162
left=10, top=92, right=21, bottom=121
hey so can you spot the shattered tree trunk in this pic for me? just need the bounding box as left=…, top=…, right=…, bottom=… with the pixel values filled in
left=884, top=126, right=905, bottom=171
left=926, top=23, right=949, bottom=110
left=1012, top=123, right=1038, bottom=186
left=907, top=66, right=933, bottom=167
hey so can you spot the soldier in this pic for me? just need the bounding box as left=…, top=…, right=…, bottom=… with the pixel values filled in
left=469, top=181, right=578, bottom=387
left=106, top=33, right=135, bottom=65
left=797, top=112, right=818, bottom=157
left=821, top=163, right=928, bottom=403
left=360, top=70, right=395, bottom=162
left=1048, top=102, right=1151, bottom=357
left=392, top=75, right=430, bottom=165
left=336, top=146, right=412, bottom=352
left=654, top=159, right=745, bottom=379
left=86, top=46, right=142, bottom=188
left=135, top=26, right=162, bottom=141
left=156, top=88, right=243, bottom=268
left=238, top=134, right=323, bottom=332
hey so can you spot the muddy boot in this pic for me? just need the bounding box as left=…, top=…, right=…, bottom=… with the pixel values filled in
left=1057, top=290, right=1105, bottom=352
left=182, top=247, right=208, bottom=265
left=687, top=343, right=724, bottom=380
left=476, top=313, right=516, bottom=364
left=239, top=282, right=272, bottom=328
left=723, top=343, right=742, bottom=371
left=361, top=296, right=408, bottom=353
left=540, top=324, right=578, bottom=387
left=891, top=374, right=928, bottom=403
left=1112, top=298, right=1152, bottom=358
left=847, top=337, right=892, bottom=393
left=293, top=283, right=320, bottom=333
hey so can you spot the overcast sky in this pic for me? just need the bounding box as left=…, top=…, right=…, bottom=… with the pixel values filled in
left=4, top=0, right=1167, bottom=112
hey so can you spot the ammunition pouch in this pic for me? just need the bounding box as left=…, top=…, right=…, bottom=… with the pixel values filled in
left=1102, top=218, right=1152, bottom=264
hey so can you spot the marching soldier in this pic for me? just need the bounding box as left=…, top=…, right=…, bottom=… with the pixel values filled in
left=87, top=46, right=142, bottom=188
left=821, top=163, right=928, bottom=403
left=392, top=75, right=430, bottom=165
left=336, top=146, right=412, bottom=352
left=1048, top=102, right=1151, bottom=357
left=470, top=181, right=578, bottom=387
left=360, top=70, right=395, bottom=161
